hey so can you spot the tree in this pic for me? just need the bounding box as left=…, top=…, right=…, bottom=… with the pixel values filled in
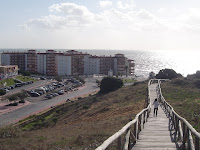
left=125, top=66, right=129, bottom=77
left=54, top=76, right=62, bottom=82
left=99, top=77, right=123, bottom=94
left=96, top=79, right=100, bottom=87
left=0, top=89, right=6, bottom=96
left=17, top=90, right=28, bottom=103
left=19, top=71, right=31, bottom=76
left=8, top=95, right=18, bottom=103
left=156, top=68, right=182, bottom=80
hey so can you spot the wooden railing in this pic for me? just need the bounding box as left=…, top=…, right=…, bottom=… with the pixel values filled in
left=95, top=80, right=154, bottom=150
left=157, top=79, right=200, bottom=150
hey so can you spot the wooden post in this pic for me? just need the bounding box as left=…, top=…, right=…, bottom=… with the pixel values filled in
left=124, top=129, right=131, bottom=150
left=182, top=124, right=187, bottom=148
left=187, top=129, right=195, bottom=150
left=178, top=120, right=183, bottom=142
left=117, top=136, right=122, bottom=150
left=195, top=136, right=199, bottom=150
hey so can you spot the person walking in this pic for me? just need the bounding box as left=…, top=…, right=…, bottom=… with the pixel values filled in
left=153, top=98, right=159, bottom=117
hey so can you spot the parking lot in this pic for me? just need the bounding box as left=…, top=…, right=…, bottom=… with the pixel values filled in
left=26, top=79, right=82, bottom=102
left=0, top=77, right=99, bottom=126
left=4, top=79, right=52, bottom=96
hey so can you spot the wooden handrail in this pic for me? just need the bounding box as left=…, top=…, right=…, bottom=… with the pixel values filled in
left=95, top=80, right=153, bottom=150
left=157, top=79, right=200, bottom=150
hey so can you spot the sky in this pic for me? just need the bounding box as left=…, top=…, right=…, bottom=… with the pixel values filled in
left=1, top=0, right=200, bottom=50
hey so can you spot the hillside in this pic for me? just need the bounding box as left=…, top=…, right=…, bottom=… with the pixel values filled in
left=161, top=78, right=200, bottom=132
left=0, top=81, right=147, bottom=150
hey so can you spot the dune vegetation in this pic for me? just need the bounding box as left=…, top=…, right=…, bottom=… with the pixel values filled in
left=161, top=77, right=200, bottom=132
left=0, top=81, right=147, bottom=150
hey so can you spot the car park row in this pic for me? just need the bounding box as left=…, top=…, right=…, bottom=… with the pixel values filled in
left=28, top=79, right=83, bottom=99
left=0, top=80, right=34, bottom=93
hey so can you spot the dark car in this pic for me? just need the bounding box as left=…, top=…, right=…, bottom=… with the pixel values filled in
left=36, top=91, right=44, bottom=95
left=57, top=90, right=64, bottom=95
left=45, top=94, right=53, bottom=99
left=15, top=83, right=22, bottom=87
left=10, top=85, right=15, bottom=89
left=30, top=92, right=40, bottom=97
left=40, top=77, right=46, bottom=80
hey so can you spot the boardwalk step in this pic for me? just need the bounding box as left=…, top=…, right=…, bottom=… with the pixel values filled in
left=137, top=136, right=174, bottom=142
left=133, top=148, right=177, bottom=150
left=139, top=132, right=171, bottom=136
left=133, top=142, right=177, bottom=148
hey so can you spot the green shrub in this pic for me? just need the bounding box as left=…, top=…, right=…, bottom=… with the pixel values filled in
left=156, top=68, right=182, bottom=80
left=0, top=89, right=6, bottom=96
left=83, top=105, right=90, bottom=109
left=99, top=77, right=123, bottom=94
left=194, top=80, right=200, bottom=88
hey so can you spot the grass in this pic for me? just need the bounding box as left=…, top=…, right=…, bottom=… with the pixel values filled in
left=0, top=76, right=36, bottom=87
left=122, top=78, right=135, bottom=83
left=0, top=81, right=148, bottom=150
left=15, top=76, right=37, bottom=82
left=161, top=77, right=200, bottom=132
left=0, top=78, right=17, bottom=87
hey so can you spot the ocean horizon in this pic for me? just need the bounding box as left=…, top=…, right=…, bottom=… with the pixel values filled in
left=1, top=49, right=200, bottom=78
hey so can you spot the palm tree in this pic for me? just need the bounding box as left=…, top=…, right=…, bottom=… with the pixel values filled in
left=124, top=65, right=129, bottom=77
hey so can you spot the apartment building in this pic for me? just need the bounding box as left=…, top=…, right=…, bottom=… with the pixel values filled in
left=99, top=56, right=115, bottom=75
left=84, top=55, right=100, bottom=75
left=57, top=54, right=71, bottom=76
left=0, top=65, right=18, bottom=78
left=46, top=50, right=58, bottom=76
left=1, top=52, right=27, bottom=71
left=37, top=53, right=46, bottom=75
left=27, top=50, right=37, bottom=73
left=1, top=50, right=135, bottom=76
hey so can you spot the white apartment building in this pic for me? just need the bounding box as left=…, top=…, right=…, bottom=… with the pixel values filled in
left=84, top=55, right=100, bottom=75
left=57, top=55, right=71, bottom=76
left=1, top=53, right=10, bottom=65
left=37, top=53, right=46, bottom=75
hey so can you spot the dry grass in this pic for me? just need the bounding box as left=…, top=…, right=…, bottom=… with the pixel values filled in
left=0, top=81, right=148, bottom=150
left=161, top=78, right=200, bottom=132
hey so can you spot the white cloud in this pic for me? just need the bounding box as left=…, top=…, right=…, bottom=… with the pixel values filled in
left=23, top=2, right=105, bottom=30
left=99, top=1, right=112, bottom=8
left=116, top=0, right=135, bottom=10
left=21, top=2, right=200, bottom=42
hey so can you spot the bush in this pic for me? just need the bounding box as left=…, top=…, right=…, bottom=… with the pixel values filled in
left=6, top=102, right=18, bottom=106
left=156, top=68, right=182, bottom=80
left=194, top=80, right=200, bottom=88
left=99, top=77, right=123, bottom=94
left=171, top=78, right=189, bottom=86
left=19, top=70, right=31, bottom=76
left=83, top=105, right=90, bottom=109
left=0, top=89, right=6, bottom=96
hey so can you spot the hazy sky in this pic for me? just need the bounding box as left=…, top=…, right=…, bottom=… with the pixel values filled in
left=1, top=0, right=200, bottom=50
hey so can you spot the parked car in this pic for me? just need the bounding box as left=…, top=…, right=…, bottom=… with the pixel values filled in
left=51, top=93, right=59, bottom=97
left=10, top=85, right=15, bottom=89
left=57, top=90, right=64, bottom=95
left=15, top=83, right=22, bottom=87
left=45, top=94, right=53, bottom=99
left=4, top=88, right=9, bottom=92
left=36, top=91, right=44, bottom=95
left=30, top=92, right=40, bottom=97
left=40, top=77, right=46, bottom=80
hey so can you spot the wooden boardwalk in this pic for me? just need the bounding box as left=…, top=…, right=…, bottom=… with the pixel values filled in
left=132, top=83, right=179, bottom=150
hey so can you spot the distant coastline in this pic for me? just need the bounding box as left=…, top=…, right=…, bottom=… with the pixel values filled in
left=1, top=49, right=200, bottom=78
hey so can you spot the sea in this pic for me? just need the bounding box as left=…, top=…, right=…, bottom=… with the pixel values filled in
left=0, top=49, right=200, bottom=78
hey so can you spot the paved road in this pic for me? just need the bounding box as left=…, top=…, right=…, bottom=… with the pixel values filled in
left=0, top=77, right=99, bottom=127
